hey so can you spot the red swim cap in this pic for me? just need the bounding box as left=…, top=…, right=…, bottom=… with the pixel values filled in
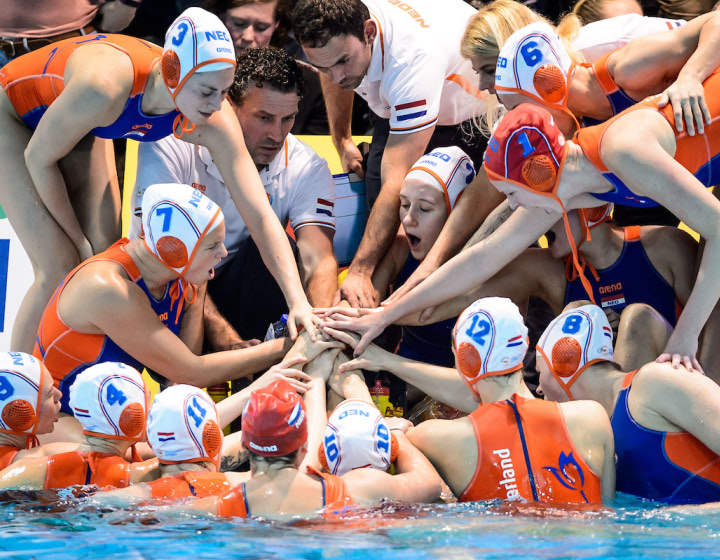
left=241, top=379, right=307, bottom=457
left=483, top=103, right=567, bottom=195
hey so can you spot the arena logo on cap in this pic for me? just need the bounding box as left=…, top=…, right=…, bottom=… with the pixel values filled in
left=249, top=441, right=278, bottom=453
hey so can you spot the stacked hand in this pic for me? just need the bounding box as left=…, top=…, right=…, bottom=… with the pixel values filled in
left=286, top=328, right=345, bottom=363
left=287, top=299, right=321, bottom=340
left=251, top=356, right=313, bottom=394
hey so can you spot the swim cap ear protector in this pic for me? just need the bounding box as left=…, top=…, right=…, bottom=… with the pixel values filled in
left=483, top=103, right=597, bottom=305
left=318, top=399, right=398, bottom=475
left=452, top=297, right=528, bottom=397
left=495, top=22, right=577, bottom=125
left=147, top=385, right=223, bottom=467
left=162, top=7, right=236, bottom=100
left=142, top=183, right=224, bottom=323
left=0, top=352, right=47, bottom=444
left=69, top=362, right=149, bottom=443
left=404, top=146, right=476, bottom=213
left=536, top=304, right=614, bottom=400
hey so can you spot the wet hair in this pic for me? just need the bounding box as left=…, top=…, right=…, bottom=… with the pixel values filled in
left=228, top=46, right=306, bottom=105
left=247, top=448, right=301, bottom=466
left=291, top=0, right=370, bottom=48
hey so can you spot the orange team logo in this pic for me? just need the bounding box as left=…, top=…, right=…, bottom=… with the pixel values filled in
left=543, top=451, right=590, bottom=503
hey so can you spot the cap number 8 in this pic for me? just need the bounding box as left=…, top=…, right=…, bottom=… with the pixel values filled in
left=561, top=315, right=583, bottom=334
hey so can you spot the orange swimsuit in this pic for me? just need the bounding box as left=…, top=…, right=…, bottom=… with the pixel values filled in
left=148, top=471, right=232, bottom=500
left=0, top=34, right=179, bottom=140
left=575, top=69, right=720, bottom=207
left=216, top=468, right=353, bottom=518
left=44, top=451, right=132, bottom=489
left=460, top=394, right=602, bottom=504
left=34, top=239, right=183, bottom=414
left=0, top=446, right=19, bottom=469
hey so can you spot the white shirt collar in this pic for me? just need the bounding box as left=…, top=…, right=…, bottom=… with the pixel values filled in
left=197, top=139, right=289, bottom=184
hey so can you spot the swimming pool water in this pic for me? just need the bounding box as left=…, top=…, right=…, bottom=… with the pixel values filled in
left=1, top=494, right=719, bottom=559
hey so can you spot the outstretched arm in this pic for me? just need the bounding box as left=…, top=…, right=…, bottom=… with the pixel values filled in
left=25, top=46, right=134, bottom=260
left=320, top=75, right=364, bottom=177
left=616, top=11, right=720, bottom=135
left=602, top=109, right=720, bottom=370
left=326, top=330, right=476, bottom=413
left=0, top=456, right=50, bottom=490
left=299, top=348, right=340, bottom=471
left=196, top=102, right=316, bottom=339
left=323, top=205, right=560, bottom=354
left=383, top=169, right=506, bottom=306
left=336, top=127, right=435, bottom=308
left=342, top=430, right=442, bottom=503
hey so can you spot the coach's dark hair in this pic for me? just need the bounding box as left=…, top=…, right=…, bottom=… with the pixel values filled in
left=292, top=0, right=370, bottom=48
left=228, top=46, right=306, bottom=105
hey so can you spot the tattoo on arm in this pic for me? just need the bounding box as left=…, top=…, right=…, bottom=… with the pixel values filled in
left=219, top=449, right=249, bottom=472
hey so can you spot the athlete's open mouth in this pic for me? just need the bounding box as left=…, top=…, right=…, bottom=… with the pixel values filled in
left=407, top=234, right=421, bottom=250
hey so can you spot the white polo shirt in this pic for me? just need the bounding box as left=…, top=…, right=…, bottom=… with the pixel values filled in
left=355, top=0, right=487, bottom=135
left=573, top=14, right=685, bottom=63
left=131, top=134, right=336, bottom=269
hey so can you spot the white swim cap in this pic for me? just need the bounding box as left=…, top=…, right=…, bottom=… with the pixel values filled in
left=319, top=399, right=398, bottom=476
left=453, top=297, right=528, bottom=396
left=536, top=304, right=614, bottom=400
left=142, top=183, right=224, bottom=276
left=495, top=22, right=573, bottom=110
left=405, top=147, right=476, bottom=213
left=0, top=352, right=47, bottom=440
left=69, top=362, right=148, bottom=442
left=162, top=7, right=236, bottom=100
left=147, top=385, right=223, bottom=467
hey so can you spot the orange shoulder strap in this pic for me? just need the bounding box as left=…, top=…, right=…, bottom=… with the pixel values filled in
left=624, top=226, right=641, bottom=242
left=45, top=451, right=89, bottom=488
left=88, top=452, right=132, bottom=489
left=149, top=474, right=191, bottom=500
left=182, top=471, right=232, bottom=498
left=216, top=484, right=249, bottom=518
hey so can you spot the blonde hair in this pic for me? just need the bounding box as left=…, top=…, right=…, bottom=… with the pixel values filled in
left=460, top=0, right=549, bottom=60
left=461, top=0, right=548, bottom=136
left=461, top=0, right=587, bottom=136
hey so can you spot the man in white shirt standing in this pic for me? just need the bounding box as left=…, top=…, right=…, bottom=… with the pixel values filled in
left=131, top=47, right=337, bottom=348
left=292, top=0, right=488, bottom=308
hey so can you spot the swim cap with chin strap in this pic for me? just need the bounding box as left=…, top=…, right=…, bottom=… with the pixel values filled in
left=163, top=7, right=236, bottom=135
left=404, top=146, right=476, bottom=214
left=142, top=183, right=224, bottom=324
left=495, top=21, right=579, bottom=130
left=453, top=297, right=529, bottom=397
left=483, top=103, right=597, bottom=304
left=0, top=352, right=48, bottom=447
left=69, top=362, right=149, bottom=443
left=536, top=304, right=614, bottom=400
left=147, top=385, right=223, bottom=468
left=319, top=399, right=398, bottom=476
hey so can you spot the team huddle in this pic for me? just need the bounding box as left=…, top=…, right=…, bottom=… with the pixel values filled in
left=2, top=0, right=720, bottom=520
